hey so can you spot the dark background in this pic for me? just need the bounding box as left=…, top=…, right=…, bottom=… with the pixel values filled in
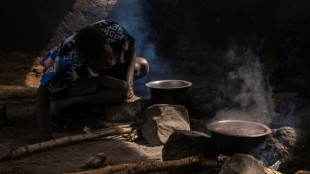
left=0, top=0, right=76, bottom=51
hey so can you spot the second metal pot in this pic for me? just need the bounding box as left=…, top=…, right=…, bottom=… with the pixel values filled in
left=207, top=120, right=272, bottom=156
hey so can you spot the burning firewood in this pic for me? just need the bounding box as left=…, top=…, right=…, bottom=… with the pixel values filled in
left=126, top=127, right=140, bottom=142
left=2, top=126, right=132, bottom=160
left=65, top=156, right=224, bottom=174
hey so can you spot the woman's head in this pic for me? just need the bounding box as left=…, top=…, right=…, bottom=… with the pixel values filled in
left=75, top=27, right=114, bottom=66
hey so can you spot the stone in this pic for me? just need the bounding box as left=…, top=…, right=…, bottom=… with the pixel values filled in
left=274, top=127, right=300, bottom=149
left=105, top=96, right=146, bottom=122
left=141, top=104, right=190, bottom=146
left=83, top=152, right=107, bottom=169
left=162, top=130, right=215, bottom=161
left=254, top=127, right=305, bottom=168
left=295, top=171, right=310, bottom=174
left=219, top=154, right=266, bottom=174
left=90, top=96, right=146, bottom=122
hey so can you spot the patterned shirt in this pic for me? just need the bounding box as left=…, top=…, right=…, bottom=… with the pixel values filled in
left=40, top=20, right=135, bottom=93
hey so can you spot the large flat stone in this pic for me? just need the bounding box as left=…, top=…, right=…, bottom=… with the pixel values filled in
left=90, top=96, right=146, bottom=122
left=141, top=104, right=190, bottom=146
left=162, top=130, right=214, bottom=161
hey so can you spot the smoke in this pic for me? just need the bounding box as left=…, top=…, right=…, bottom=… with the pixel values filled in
left=107, top=0, right=169, bottom=78
left=213, top=49, right=275, bottom=125
left=272, top=96, right=302, bottom=128
left=107, top=0, right=170, bottom=97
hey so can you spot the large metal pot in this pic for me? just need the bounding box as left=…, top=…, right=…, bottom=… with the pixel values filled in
left=207, top=120, right=272, bottom=156
left=145, top=80, right=192, bottom=105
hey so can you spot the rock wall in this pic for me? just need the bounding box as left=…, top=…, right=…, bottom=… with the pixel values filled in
left=145, top=0, right=310, bottom=59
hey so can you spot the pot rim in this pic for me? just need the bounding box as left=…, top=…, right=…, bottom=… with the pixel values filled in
left=207, top=120, right=272, bottom=138
left=145, top=80, right=192, bottom=89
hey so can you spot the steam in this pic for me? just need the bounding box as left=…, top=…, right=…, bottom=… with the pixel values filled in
left=213, top=49, right=275, bottom=125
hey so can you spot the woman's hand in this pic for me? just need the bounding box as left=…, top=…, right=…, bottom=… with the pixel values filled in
left=127, top=85, right=134, bottom=99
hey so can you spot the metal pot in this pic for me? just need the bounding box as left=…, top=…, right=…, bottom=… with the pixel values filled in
left=145, top=80, right=192, bottom=105
left=207, top=120, right=272, bottom=156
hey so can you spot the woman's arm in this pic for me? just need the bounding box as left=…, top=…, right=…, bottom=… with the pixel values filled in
left=123, top=47, right=136, bottom=98
left=99, top=75, right=131, bottom=99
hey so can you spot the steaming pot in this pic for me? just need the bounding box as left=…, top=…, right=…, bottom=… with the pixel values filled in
left=145, top=80, right=192, bottom=105
left=207, top=120, right=272, bottom=156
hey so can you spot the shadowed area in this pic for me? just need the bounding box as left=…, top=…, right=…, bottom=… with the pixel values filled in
left=0, top=0, right=77, bottom=87
left=0, top=0, right=77, bottom=51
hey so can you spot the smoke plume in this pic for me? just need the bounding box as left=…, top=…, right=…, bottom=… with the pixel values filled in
left=107, top=0, right=169, bottom=77
left=107, top=0, right=170, bottom=97
left=213, top=49, right=275, bottom=125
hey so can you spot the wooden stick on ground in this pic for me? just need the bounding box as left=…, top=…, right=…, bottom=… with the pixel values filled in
left=3, top=126, right=132, bottom=160
left=66, top=156, right=223, bottom=174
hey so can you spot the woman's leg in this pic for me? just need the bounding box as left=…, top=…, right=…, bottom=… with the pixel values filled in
left=134, top=57, right=149, bottom=80
left=119, top=57, right=149, bottom=80
left=35, top=85, right=53, bottom=141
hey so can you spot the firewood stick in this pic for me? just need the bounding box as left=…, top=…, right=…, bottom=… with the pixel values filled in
left=65, top=156, right=223, bottom=174
left=123, top=157, right=222, bottom=174
left=97, top=124, right=131, bottom=130
left=3, top=126, right=132, bottom=160
left=81, top=163, right=137, bottom=174
left=102, top=123, right=133, bottom=130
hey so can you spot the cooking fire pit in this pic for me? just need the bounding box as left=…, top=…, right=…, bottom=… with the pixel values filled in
left=207, top=120, right=272, bottom=156
left=145, top=80, right=192, bottom=105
